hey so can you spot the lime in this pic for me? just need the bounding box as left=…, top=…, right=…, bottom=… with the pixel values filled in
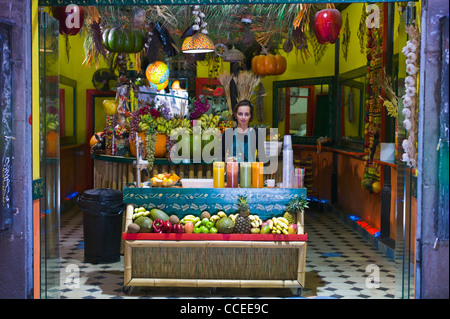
left=209, top=227, right=218, bottom=234
left=193, top=227, right=201, bottom=234
left=206, top=221, right=214, bottom=229
left=201, top=218, right=209, bottom=226
left=200, top=225, right=209, bottom=233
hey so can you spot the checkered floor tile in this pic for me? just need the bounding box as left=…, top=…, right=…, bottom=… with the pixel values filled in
left=58, top=207, right=395, bottom=299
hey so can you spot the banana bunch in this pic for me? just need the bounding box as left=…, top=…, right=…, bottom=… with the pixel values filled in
left=269, top=217, right=290, bottom=235
left=46, top=113, right=59, bottom=131
left=249, top=215, right=264, bottom=228
left=199, top=113, right=220, bottom=130
left=229, top=213, right=238, bottom=223
left=132, top=206, right=150, bottom=220
left=210, top=211, right=226, bottom=223
left=163, top=119, right=178, bottom=136
left=138, top=114, right=155, bottom=132
left=155, top=117, right=167, bottom=134
left=180, top=214, right=200, bottom=225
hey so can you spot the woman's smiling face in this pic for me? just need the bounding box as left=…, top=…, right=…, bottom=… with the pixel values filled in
left=236, top=105, right=251, bottom=127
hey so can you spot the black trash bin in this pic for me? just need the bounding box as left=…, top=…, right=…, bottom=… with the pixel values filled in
left=77, top=188, right=124, bottom=264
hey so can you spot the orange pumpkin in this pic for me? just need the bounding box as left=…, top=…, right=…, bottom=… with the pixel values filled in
left=251, top=54, right=287, bottom=76
left=274, top=55, right=287, bottom=75
left=129, top=132, right=167, bottom=158
left=90, top=132, right=104, bottom=148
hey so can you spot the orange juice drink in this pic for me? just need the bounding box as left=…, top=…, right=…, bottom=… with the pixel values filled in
left=251, top=162, right=264, bottom=188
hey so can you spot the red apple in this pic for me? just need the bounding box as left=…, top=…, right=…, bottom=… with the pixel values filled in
left=313, top=9, right=342, bottom=44
left=288, top=223, right=298, bottom=235
left=52, top=5, right=85, bottom=36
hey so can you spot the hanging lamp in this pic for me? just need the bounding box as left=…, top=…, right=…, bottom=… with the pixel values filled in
left=182, top=5, right=214, bottom=53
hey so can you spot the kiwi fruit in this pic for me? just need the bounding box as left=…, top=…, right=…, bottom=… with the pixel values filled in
left=127, top=223, right=140, bottom=233
left=169, top=215, right=180, bottom=224
left=200, top=211, right=211, bottom=220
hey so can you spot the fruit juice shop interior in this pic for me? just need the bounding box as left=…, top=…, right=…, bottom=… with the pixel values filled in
left=33, top=1, right=421, bottom=298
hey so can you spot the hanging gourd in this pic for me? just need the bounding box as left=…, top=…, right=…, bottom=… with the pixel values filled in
left=102, top=27, right=145, bottom=53
left=251, top=53, right=287, bottom=76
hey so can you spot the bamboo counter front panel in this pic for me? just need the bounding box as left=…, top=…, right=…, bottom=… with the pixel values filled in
left=122, top=187, right=307, bottom=293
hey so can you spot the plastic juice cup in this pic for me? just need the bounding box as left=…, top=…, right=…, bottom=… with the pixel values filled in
left=251, top=162, right=264, bottom=188
left=240, top=162, right=252, bottom=188
left=213, top=162, right=225, bottom=188
left=226, top=161, right=239, bottom=188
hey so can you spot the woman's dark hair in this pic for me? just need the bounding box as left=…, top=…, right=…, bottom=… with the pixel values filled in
left=232, top=100, right=254, bottom=122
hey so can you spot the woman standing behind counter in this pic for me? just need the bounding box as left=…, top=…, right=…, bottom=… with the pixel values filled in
left=222, top=100, right=260, bottom=163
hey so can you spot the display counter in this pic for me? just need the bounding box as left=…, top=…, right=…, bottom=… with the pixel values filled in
left=121, top=187, right=307, bottom=295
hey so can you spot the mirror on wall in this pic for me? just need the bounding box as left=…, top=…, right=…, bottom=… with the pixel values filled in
left=273, top=77, right=334, bottom=144
left=336, top=67, right=366, bottom=150
left=59, top=75, right=77, bottom=146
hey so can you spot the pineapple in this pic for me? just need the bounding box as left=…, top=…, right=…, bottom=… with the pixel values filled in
left=234, top=195, right=252, bottom=234
left=284, top=196, right=309, bottom=224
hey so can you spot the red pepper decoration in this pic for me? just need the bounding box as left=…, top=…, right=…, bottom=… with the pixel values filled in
left=152, top=219, right=163, bottom=233
left=172, top=224, right=183, bottom=233
left=162, top=220, right=173, bottom=233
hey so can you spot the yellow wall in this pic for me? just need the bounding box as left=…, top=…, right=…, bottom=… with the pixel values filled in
left=339, top=3, right=367, bottom=74
left=59, top=33, right=110, bottom=144
left=196, top=38, right=336, bottom=131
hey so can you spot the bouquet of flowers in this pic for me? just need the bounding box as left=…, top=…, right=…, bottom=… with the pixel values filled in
left=188, top=97, right=210, bottom=120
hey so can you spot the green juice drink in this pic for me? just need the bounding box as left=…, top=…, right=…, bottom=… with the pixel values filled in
left=240, top=162, right=252, bottom=188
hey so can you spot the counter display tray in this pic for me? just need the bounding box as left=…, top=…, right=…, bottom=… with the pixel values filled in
left=122, top=188, right=308, bottom=296
left=123, top=186, right=307, bottom=220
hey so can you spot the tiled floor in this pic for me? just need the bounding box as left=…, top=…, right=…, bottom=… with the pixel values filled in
left=58, top=206, right=396, bottom=299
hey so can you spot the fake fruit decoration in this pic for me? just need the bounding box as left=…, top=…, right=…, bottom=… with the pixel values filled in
left=102, top=99, right=118, bottom=115
left=90, top=132, right=104, bottom=148
left=102, top=27, right=145, bottom=53
left=251, top=54, right=286, bottom=76
left=52, top=5, right=85, bottom=36
left=145, top=61, right=170, bottom=90
left=313, top=9, right=342, bottom=44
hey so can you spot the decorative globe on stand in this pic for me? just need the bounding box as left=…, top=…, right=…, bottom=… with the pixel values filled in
left=146, top=61, right=169, bottom=85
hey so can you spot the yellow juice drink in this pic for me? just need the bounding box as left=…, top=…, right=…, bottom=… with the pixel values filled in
left=213, top=162, right=225, bottom=188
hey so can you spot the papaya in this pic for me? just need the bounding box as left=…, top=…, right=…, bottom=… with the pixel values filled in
left=149, top=208, right=170, bottom=222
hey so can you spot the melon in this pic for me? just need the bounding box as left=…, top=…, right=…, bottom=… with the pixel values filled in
left=215, top=217, right=234, bottom=234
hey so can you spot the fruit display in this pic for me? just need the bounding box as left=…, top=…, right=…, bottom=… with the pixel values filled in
left=128, top=206, right=300, bottom=235
left=149, top=172, right=180, bottom=187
